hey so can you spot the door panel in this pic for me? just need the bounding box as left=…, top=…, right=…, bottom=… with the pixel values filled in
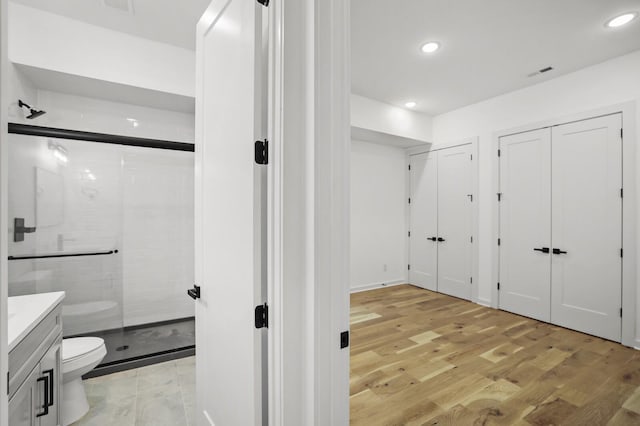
left=499, top=128, right=551, bottom=321
left=551, top=114, right=622, bottom=341
left=409, top=152, right=438, bottom=290
left=195, top=1, right=266, bottom=424
left=437, top=145, right=473, bottom=300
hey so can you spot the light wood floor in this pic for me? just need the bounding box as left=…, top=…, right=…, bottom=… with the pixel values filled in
left=350, top=285, right=640, bottom=425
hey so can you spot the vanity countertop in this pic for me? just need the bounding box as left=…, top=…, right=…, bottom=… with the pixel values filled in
left=8, top=292, right=65, bottom=352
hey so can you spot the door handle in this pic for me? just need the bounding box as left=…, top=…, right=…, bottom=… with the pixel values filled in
left=553, top=248, right=568, bottom=255
left=187, top=285, right=201, bottom=300
left=533, top=247, right=550, bottom=253
left=437, top=237, right=445, bottom=242
left=14, top=218, right=36, bottom=242
left=36, top=374, right=50, bottom=417
left=427, top=237, right=437, bottom=241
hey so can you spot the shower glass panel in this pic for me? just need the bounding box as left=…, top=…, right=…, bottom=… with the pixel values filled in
left=7, top=131, right=194, bottom=369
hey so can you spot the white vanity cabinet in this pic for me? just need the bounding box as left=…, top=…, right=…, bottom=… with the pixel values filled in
left=8, top=293, right=64, bottom=426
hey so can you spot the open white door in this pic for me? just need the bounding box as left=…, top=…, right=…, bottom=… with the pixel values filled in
left=194, top=1, right=267, bottom=425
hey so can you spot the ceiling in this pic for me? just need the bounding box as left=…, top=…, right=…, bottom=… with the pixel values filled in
left=11, top=0, right=210, bottom=50
left=351, top=0, right=640, bottom=115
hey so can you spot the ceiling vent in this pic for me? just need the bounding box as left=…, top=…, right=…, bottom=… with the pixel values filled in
left=527, top=66, right=554, bottom=78
left=102, top=0, right=135, bottom=14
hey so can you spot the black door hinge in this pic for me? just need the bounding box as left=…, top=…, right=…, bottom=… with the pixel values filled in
left=257, top=0, right=269, bottom=6
left=255, top=139, right=269, bottom=165
left=497, top=192, right=502, bottom=201
left=470, top=277, right=473, bottom=284
left=255, top=303, right=268, bottom=329
left=408, top=264, right=411, bottom=271
left=497, top=149, right=501, bottom=157
left=340, top=331, right=350, bottom=349
left=620, top=248, right=623, bottom=258
left=498, top=238, right=501, bottom=246
left=408, top=164, right=411, bottom=171
left=621, top=188, right=624, bottom=198
left=408, top=197, right=411, bottom=204
left=620, top=308, right=623, bottom=317
left=621, top=128, right=623, bottom=139
left=470, top=236, right=473, bottom=243
left=408, top=231, right=411, bottom=237
left=497, top=282, right=500, bottom=290
left=470, top=154, right=473, bottom=161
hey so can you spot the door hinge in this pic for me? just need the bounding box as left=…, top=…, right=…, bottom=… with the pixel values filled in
left=621, top=128, right=623, bottom=139
left=408, top=197, right=411, bottom=204
left=257, top=0, right=269, bottom=6
left=470, top=236, right=473, bottom=243
left=621, top=188, right=624, bottom=198
left=408, top=164, right=411, bottom=171
left=497, top=282, right=500, bottom=290
left=340, top=331, right=350, bottom=349
left=6, top=371, right=8, bottom=395
left=255, top=303, right=268, bottom=329
left=408, top=231, right=411, bottom=237
left=470, top=154, right=473, bottom=161
left=408, top=264, right=411, bottom=271
left=620, top=308, right=623, bottom=317
left=620, top=248, right=623, bottom=258
left=498, top=238, right=501, bottom=246
left=498, top=149, right=501, bottom=157
left=497, top=192, right=502, bottom=202
left=470, top=277, right=473, bottom=284
left=254, top=139, right=269, bottom=165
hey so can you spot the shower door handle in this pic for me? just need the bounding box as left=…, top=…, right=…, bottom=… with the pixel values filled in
left=187, top=285, right=201, bottom=300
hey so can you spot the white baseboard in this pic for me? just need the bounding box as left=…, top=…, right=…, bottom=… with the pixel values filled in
left=633, top=339, right=640, bottom=351
left=476, top=297, right=491, bottom=307
left=350, top=279, right=406, bottom=293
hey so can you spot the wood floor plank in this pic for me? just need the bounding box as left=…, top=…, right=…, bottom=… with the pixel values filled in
left=350, top=285, right=640, bottom=425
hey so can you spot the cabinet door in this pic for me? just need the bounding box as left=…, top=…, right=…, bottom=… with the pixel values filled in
left=436, top=145, right=473, bottom=300
left=551, top=114, right=622, bottom=341
left=9, top=367, right=40, bottom=426
left=499, top=128, right=552, bottom=321
left=38, top=337, right=62, bottom=426
left=409, top=152, right=438, bottom=290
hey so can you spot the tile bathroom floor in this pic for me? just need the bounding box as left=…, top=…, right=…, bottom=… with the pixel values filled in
left=72, top=356, right=195, bottom=426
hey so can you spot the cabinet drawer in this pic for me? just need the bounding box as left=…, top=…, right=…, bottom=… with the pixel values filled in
left=8, top=306, right=62, bottom=399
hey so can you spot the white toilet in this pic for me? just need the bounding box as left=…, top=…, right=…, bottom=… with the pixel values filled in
left=62, top=337, right=107, bottom=426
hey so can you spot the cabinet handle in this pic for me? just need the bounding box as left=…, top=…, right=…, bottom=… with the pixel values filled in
left=553, top=248, right=568, bottom=255
left=44, top=369, right=54, bottom=408
left=427, top=237, right=437, bottom=241
left=36, top=375, right=49, bottom=417
left=437, top=237, right=446, bottom=242
left=533, top=247, right=550, bottom=253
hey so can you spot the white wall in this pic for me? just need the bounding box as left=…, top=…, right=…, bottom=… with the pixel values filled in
left=433, top=48, right=640, bottom=337
left=350, top=140, right=407, bottom=291
left=8, top=3, right=195, bottom=98
left=351, top=94, right=433, bottom=142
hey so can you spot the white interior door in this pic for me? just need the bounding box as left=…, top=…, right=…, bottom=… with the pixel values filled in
left=409, top=152, right=438, bottom=290
left=194, top=1, right=266, bottom=425
left=551, top=114, right=622, bottom=341
left=436, top=145, right=473, bottom=300
left=499, top=128, right=551, bottom=322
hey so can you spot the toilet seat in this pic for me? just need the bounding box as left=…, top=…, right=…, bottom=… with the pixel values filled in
left=62, top=337, right=106, bottom=375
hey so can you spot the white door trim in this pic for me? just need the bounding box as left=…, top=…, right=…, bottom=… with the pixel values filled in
left=268, top=0, right=350, bottom=424
left=407, top=138, right=480, bottom=303
left=492, top=102, right=636, bottom=347
left=0, top=0, right=8, bottom=423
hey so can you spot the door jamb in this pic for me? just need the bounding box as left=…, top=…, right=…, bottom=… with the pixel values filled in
left=492, top=102, right=637, bottom=347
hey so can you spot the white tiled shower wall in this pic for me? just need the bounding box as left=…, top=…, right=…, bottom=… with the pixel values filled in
left=7, top=65, right=195, bottom=333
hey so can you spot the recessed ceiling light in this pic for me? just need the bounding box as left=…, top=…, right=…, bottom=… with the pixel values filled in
left=405, top=101, right=417, bottom=109
left=606, top=12, right=637, bottom=28
left=420, top=42, right=440, bottom=53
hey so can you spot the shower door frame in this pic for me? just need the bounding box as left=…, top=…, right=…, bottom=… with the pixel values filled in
left=6, top=123, right=197, bottom=374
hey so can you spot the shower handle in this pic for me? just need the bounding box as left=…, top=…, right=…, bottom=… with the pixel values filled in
left=14, top=217, right=36, bottom=242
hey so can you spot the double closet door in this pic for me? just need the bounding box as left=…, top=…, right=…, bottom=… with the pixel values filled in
left=409, top=144, right=473, bottom=301
left=499, top=113, right=622, bottom=342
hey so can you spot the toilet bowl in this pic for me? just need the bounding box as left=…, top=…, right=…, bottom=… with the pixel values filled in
left=62, top=337, right=107, bottom=426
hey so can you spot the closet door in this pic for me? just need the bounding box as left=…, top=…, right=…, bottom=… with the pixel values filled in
left=409, top=152, right=438, bottom=291
left=499, top=128, right=551, bottom=321
left=437, top=145, right=473, bottom=300
left=551, top=114, right=622, bottom=341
